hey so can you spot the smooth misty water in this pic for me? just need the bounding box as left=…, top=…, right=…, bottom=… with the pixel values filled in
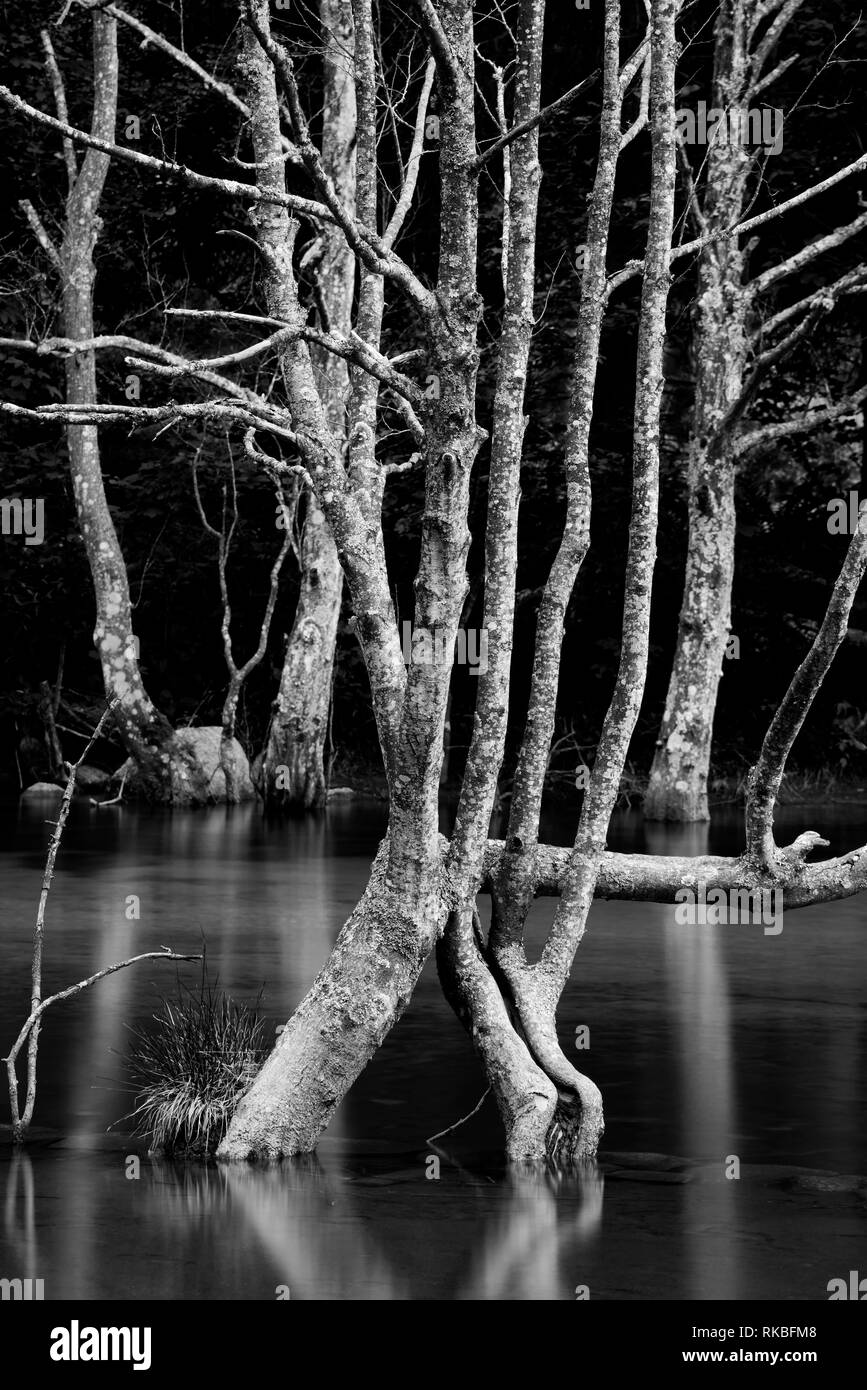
left=0, top=797, right=865, bottom=1300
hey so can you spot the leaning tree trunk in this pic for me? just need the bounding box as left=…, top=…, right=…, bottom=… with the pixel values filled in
left=221, top=0, right=481, bottom=1159
left=260, top=0, right=348, bottom=813
left=644, top=0, right=750, bottom=822
left=58, top=12, right=249, bottom=804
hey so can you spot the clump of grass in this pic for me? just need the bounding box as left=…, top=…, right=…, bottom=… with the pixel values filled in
left=122, top=975, right=266, bottom=1157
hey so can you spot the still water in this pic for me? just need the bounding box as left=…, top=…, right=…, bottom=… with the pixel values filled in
left=1, top=797, right=865, bottom=1299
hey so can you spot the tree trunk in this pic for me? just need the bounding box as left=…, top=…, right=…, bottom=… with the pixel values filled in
left=222, top=0, right=481, bottom=1160
left=60, top=15, right=194, bottom=801
left=260, top=0, right=348, bottom=813
left=58, top=12, right=244, bottom=804
left=643, top=443, right=737, bottom=821
left=644, top=0, right=750, bottom=821
left=261, top=502, right=341, bottom=810
left=218, top=838, right=443, bottom=1158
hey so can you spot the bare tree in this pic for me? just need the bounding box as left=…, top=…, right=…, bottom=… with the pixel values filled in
left=192, top=445, right=291, bottom=802
left=4, top=11, right=266, bottom=803
left=644, top=0, right=867, bottom=821
left=2, top=0, right=866, bottom=1167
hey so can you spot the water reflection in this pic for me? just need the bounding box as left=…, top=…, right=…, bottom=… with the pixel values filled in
left=1, top=1144, right=604, bottom=1301
left=2, top=799, right=866, bottom=1299
left=3, top=1149, right=37, bottom=1281
left=647, top=822, right=738, bottom=1301
left=457, top=1163, right=604, bottom=1300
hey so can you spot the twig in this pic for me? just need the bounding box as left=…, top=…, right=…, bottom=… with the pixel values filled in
left=95, top=766, right=128, bottom=808
left=425, top=1087, right=491, bottom=1144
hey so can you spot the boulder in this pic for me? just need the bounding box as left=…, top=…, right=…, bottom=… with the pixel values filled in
left=20, top=781, right=64, bottom=803
left=74, top=764, right=111, bottom=791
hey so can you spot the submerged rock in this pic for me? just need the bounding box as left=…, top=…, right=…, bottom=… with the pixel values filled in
left=112, top=727, right=257, bottom=804
left=20, top=781, right=64, bottom=802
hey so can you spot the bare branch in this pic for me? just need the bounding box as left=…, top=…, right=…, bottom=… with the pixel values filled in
left=0, top=332, right=278, bottom=409
left=748, top=0, right=804, bottom=94
left=750, top=51, right=798, bottom=99
left=758, top=266, right=867, bottom=337
left=736, top=385, right=867, bottom=459
left=242, top=3, right=435, bottom=316
left=412, top=0, right=461, bottom=88
left=471, top=69, right=599, bottom=173
left=18, top=199, right=61, bottom=272
left=40, top=29, right=77, bottom=190
left=243, top=427, right=312, bottom=487
left=383, top=57, right=435, bottom=247
left=0, top=83, right=331, bottom=222
left=608, top=151, right=867, bottom=296
left=749, top=210, right=867, bottom=298
left=746, top=523, right=867, bottom=867
left=0, top=399, right=295, bottom=439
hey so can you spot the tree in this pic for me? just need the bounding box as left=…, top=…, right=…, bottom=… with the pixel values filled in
left=644, top=0, right=867, bottom=821
left=258, top=0, right=352, bottom=812
left=2, top=7, right=263, bottom=803
left=192, top=444, right=291, bottom=802
left=2, top=0, right=866, bottom=1166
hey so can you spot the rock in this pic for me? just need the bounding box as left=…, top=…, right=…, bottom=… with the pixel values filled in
left=783, top=1173, right=867, bottom=1194
left=601, top=1150, right=693, bottom=1171
left=73, top=763, right=111, bottom=791
left=117, top=728, right=257, bottom=804
left=172, top=726, right=256, bottom=803
left=20, top=781, right=64, bottom=802
left=327, top=786, right=356, bottom=799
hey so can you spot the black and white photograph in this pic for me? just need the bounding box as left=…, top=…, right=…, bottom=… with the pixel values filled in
left=1, top=0, right=866, bottom=1347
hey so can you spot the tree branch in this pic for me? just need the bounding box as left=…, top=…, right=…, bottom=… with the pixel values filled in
left=745, top=523, right=867, bottom=867
left=0, top=83, right=332, bottom=221
left=40, top=29, right=77, bottom=191
left=735, top=385, right=867, bottom=458
left=242, top=2, right=435, bottom=316
left=608, top=151, right=867, bottom=295
left=749, top=210, right=867, bottom=298
left=758, top=266, right=867, bottom=337
left=471, top=69, right=599, bottom=172
left=17, top=199, right=61, bottom=273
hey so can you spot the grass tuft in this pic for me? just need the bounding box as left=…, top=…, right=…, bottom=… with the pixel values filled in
left=122, top=973, right=266, bottom=1157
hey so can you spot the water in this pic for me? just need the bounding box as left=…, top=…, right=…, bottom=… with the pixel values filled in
left=1, top=797, right=866, bottom=1300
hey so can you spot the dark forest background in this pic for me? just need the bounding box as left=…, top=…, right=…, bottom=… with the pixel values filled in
left=1, top=0, right=865, bottom=799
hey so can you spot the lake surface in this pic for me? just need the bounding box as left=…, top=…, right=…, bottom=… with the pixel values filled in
left=1, top=797, right=865, bottom=1300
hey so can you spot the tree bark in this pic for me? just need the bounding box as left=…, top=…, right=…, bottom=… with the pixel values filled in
left=59, top=11, right=230, bottom=804
left=645, top=0, right=750, bottom=822
left=260, top=0, right=349, bottom=812
left=221, top=0, right=481, bottom=1159
left=261, top=502, right=341, bottom=809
